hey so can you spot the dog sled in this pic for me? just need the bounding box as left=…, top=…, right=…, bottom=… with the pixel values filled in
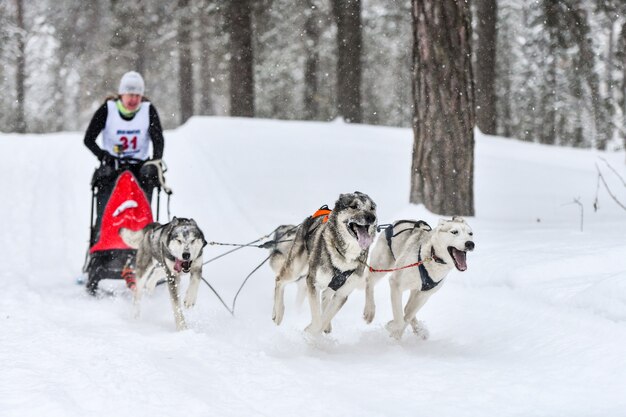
left=82, top=156, right=170, bottom=295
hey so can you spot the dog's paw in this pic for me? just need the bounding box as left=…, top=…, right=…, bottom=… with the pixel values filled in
left=385, top=320, right=406, bottom=340
left=409, top=319, right=429, bottom=340
left=305, top=323, right=323, bottom=335
left=363, top=305, right=375, bottom=324
left=183, top=294, right=197, bottom=309
left=175, top=320, right=188, bottom=331
left=272, top=306, right=284, bottom=326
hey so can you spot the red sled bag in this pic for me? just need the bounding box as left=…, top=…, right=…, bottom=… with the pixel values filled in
left=86, top=171, right=153, bottom=294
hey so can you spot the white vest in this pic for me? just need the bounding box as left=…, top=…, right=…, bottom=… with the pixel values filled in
left=102, top=100, right=151, bottom=161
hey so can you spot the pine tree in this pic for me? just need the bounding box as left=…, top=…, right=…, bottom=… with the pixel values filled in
left=15, top=0, right=26, bottom=133
left=474, top=0, right=498, bottom=135
left=332, top=0, right=362, bottom=123
left=228, top=0, right=254, bottom=117
left=178, top=0, right=194, bottom=124
left=410, top=0, right=475, bottom=216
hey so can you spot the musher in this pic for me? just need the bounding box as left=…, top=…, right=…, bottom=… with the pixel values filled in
left=83, top=71, right=165, bottom=242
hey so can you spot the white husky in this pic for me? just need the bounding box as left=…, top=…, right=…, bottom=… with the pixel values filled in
left=363, top=217, right=474, bottom=340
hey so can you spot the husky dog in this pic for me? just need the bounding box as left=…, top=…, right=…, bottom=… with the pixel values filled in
left=363, top=217, right=474, bottom=340
left=266, top=225, right=298, bottom=277
left=119, top=217, right=207, bottom=331
left=263, top=224, right=309, bottom=307
left=272, top=192, right=377, bottom=335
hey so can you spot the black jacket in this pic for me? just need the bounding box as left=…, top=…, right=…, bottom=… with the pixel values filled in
left=83, top=101, right=164, bottom=161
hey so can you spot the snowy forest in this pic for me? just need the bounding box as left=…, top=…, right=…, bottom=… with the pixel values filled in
left=1, top=0, right=625, bottom=151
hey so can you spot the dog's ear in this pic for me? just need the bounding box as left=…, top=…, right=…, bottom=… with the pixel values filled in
left=199, top=230, right=207, bottom=247
left=335, top=193, right=349, bottom=209
left=451, top=216, right=465, bottom=223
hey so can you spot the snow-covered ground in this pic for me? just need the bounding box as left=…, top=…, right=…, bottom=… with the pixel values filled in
left=1, top=117, right=625, bottom=417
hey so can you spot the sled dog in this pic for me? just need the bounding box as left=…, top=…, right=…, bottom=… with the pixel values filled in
left=263, top=224, right=309, bottom=307
left=272, top=191, right=377, bottom=334
left=266, top=225, right=298, bottom=277
left=120, top=217, right=207, bottom=331
left=363, top=216, right=474, bottom=340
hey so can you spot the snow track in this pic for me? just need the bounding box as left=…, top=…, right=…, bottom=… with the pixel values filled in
left=1, top=118, right=625, bottom=417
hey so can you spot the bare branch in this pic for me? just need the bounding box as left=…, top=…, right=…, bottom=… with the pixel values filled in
left=599, top=157, right=626, bottom=188
left=595, top=163, right=626, bottom=211
left=563, top=198, right=584, bottom=231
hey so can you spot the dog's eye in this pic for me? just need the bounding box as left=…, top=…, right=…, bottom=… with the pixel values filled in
left=469, top=232, right=473, bottom=236
left=451, top=230, right=458, bottom=235
left=350, top=203, right=359, bottom=209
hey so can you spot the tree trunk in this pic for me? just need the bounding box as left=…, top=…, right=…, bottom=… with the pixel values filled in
left=474, top=0, right=497, bottom=135
left=332, top=0, right=362, bottom=123
left=540, top=0, right=561, bottom=145
left=303, top=0, right=320, bottom=120
left=15, top=0, right=26, bottom=133
left=178, top=0, right=194, bottom=124
left=622, top=22, right=626, bottom=158
left=198, top=2, right=214, bottom=115
left=410, top=0, right=475, bottom=216
left=539, top=55, right=557, bottom=144
left=134, top=0, right=146, bottom=75
left=228, top=0, right=254, bottom=117
left=566, top=6, right=609, bottom=150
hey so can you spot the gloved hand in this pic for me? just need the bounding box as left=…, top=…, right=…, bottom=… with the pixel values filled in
left=99, top=153, right=115, bottom=166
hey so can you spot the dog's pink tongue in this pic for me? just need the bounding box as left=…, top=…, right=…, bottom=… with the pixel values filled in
left=355, top=226, right=373, bottom=250
left=451, top=248, right=467, bottom=271
left=174, top=259, right=183, bottom=273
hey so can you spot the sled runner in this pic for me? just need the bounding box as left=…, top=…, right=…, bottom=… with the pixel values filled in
left=83, top=158, right=158, bottom=295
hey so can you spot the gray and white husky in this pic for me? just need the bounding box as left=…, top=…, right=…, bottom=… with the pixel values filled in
left=266, top=224, right=298, bottom=277
left=272, top=191, right=377, bottom=335
left=119, top=217, right=207, bottom=331
left=263, top=224, right=309, bottom=307
left=363, top=216, right=474, bottom=340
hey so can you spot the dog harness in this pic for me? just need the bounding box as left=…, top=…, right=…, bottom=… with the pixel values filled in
left=418, top=246, right=442, bottom=291
left=312, top=205, right=331, bottom=223
left=328, top=268, right=355, bottom=291
left=303, top=205, right=332, bottom=251
left=381, top=220, right=432, bottom=260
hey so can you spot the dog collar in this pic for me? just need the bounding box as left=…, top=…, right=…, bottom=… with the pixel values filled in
left=419, top=246, right=442, bottom=291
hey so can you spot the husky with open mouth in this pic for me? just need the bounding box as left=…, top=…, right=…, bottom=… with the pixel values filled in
left=272, top=191, right=377, bottom=335
left=363, top=216, right=475, bottom=340
left=119, top=217, right=207, bottom=331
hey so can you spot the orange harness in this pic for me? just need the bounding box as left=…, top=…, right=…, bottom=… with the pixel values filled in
left=312, top=205, right=331, bottom=223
